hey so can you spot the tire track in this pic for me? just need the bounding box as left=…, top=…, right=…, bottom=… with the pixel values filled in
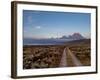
left=59, top=48, right=67, bottom=67
left=59, top=47, right=82, bottom=67
left=66, top=47, right=82, bottom=66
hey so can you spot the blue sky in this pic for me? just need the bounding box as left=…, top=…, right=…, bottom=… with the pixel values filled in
left=23, top=10, right=91, bottom=39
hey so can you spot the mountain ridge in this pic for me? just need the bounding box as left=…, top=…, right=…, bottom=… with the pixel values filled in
left=60, top=33, right=85, bottom=40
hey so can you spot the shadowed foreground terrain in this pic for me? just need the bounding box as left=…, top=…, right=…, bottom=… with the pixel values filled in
left=23, top=39, right=91, bottom=69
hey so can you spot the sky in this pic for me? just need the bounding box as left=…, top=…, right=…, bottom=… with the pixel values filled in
left=23, top=10, right=91, bottom=39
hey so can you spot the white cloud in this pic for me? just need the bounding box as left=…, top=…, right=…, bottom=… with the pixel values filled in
left=27, top=16, right=33, bottom=24
left=35, top=26, right=41, bottom=29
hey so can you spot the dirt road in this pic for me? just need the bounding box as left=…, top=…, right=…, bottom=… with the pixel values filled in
left=59, top=47, right=82, bottom=67
left=59, top=48, right=67, bottom=67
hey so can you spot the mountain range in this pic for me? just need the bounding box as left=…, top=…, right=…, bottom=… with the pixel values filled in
left=60, top=33, right=85, bottom=40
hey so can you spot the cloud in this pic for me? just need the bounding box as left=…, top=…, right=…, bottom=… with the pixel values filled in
left=27, top=16, right=33, bottom=24
left=35, top=26, right=41, bottom=29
